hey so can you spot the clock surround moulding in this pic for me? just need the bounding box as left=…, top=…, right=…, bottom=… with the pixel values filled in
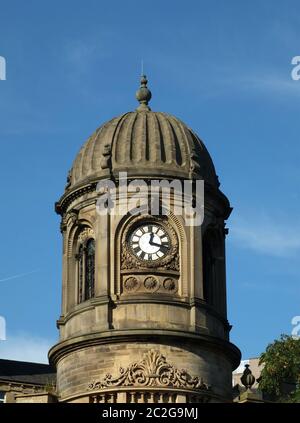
left=120, top=215, right=180, bottom=297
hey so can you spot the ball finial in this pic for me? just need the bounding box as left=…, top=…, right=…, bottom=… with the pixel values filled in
left=241, top=364, right=256, bottom=390
left=136, top=74, right=152, bottom=111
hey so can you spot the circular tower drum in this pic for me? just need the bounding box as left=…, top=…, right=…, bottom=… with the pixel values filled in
left=49, top=76, right=240, bottom=403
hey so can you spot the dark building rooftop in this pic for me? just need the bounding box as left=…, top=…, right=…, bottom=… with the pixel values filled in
left=0, top=359, right=56, bottom=386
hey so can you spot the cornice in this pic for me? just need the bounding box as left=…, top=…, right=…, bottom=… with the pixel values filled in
left=55, top=177, right=230, bottom=218
left=48, top=328, right=241, bottom=369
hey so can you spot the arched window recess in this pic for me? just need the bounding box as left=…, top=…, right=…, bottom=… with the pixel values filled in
left=76, top=236, right=95, bottom=303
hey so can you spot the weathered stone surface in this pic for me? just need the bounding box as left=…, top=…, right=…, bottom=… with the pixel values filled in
left=49, top=79, right=241, bottom=403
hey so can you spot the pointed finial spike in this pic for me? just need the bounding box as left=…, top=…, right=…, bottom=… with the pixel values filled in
left=136, top=74, right=152, bottom=111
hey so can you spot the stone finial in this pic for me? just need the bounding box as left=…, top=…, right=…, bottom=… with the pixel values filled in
left=136, top=75, right=152, bottom=111
left=240, top=364, right=256, bottom=390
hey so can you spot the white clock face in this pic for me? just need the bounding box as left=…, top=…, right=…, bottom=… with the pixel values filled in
left=129, top=223, right=170, bottom=261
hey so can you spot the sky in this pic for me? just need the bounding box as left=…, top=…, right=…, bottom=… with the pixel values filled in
left=0, top=0, right=300, bottom=364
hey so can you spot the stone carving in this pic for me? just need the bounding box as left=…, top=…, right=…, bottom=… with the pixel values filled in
left=121, top=242, right=179, bottom=271
left=65, top=169, right=72, bottom=189
left=144, top=276, right=159, bottom=291
left=67, top=226, right=95, bottom=258
left=60, top=218, right=67, bottom=233
left=124, top=277, right=139, bottom=292
left=100, top=144, right=112, bottom=169
left=67, top=209, right=79, bottom=225
left=190, top=150, right=201, bottom=174
left=60, top=209, right=78, bottom=233
left=163, top=278, right=177, bottom=292
left=121, top=275, right=179, bottom=295
left=78, top=227, right=94, bottom=244
left=88, top=350, right=210, bottom=392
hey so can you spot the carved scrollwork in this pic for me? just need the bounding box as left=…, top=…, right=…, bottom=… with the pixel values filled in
left=78, top=227, right=94, bottom=244
left=67, top=225, right=95, bottom=258
left=88, top=350, right=211, bottom=392
left=60, top=209, right=79, bottom=233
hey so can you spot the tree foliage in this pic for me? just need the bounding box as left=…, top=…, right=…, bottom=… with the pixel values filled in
left=259, top=334, right=300, bottom=402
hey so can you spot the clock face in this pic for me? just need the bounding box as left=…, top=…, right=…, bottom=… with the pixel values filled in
left=129, top=223, right=170, bottom=261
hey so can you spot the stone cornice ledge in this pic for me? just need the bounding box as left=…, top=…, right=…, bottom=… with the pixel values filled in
left=48, top=329, right=241, bottom=368
left=56, top=296, right=231, bottom=332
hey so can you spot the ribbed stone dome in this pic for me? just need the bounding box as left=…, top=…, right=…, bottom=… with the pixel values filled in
left=66, top=76, right=219, bottom=192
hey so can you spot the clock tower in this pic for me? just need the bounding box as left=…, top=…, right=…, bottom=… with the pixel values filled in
left=49, top=76, right=240, bottom=403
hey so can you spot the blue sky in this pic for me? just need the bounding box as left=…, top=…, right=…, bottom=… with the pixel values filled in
left=0, top=0, right=300, bottom=363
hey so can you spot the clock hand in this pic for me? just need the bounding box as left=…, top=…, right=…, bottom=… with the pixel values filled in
left=149, top=234, right=168, bottom=249
left=151, top=242, right=169, bottom=250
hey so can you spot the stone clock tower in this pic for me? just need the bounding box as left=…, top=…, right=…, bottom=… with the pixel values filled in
left=49, top=76, right=240, bottom=403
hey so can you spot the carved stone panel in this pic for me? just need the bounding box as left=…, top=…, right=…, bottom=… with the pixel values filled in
left=88, top=350, right=211, bottom=393
left=122, top=275, right=178, bottom=295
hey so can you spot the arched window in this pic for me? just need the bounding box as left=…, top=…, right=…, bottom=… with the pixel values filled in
left=78, top=244, right=84, bottom=303
left=77, top=238, right=95, bottom=303
left=85, top=239, right=95, bottom=301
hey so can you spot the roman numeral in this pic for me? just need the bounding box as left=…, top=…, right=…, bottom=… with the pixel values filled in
left=160, top=245, right=169, bottom=252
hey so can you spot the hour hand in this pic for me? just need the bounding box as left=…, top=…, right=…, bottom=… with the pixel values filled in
left=149, top=234, right=158, bottom=246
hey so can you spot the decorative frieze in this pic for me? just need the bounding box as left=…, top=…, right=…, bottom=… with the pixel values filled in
left=88, top=350, right=211, bottom=392
left=122, top=275, right=177, bottom=295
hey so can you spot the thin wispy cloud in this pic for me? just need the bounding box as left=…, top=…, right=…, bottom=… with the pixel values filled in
left=0, top=333, right=54, bottom=363
left=62, top=28, right=120, bottom=77
left=229, top=214, right=300, bottom=257
left=230, top=72, right=300, bottom=97
left=0, top=269, right=40, bottom=283
left=155, top=55, right=300, bottom=101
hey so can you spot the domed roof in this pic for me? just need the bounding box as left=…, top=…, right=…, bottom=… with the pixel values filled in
left=67, top=76, right=219, bottom=191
